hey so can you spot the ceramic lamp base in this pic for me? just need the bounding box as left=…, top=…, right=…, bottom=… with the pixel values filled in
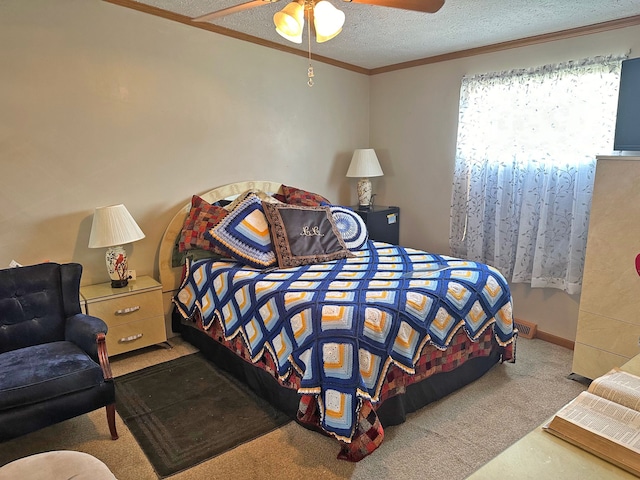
left=357, top=177, right=372, bottom=207
left=105, top=245, right=129, bottom=288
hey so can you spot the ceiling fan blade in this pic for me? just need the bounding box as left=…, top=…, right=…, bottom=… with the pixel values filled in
left=345, top=0, right=444, bottom=14
left=193, top=0, right=276, bottom=22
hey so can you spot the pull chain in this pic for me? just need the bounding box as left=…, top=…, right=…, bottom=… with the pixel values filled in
left=307, top=6, right=314, bottom=87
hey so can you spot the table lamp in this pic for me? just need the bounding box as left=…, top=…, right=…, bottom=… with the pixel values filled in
left=88, top=204, right=145, bottom=288
left=346, top=148, right=384, bottom=208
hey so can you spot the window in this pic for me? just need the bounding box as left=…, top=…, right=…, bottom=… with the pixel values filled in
left=450, top=55, right=625, bottom=294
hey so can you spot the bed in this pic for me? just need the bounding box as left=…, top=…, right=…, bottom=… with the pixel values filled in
left=159, top=180, right=516, bottom=461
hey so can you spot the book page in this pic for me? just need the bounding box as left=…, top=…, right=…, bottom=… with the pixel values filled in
left=554, top=391, right=640, bottom=453
left=589, top=369, right=640, bottom=412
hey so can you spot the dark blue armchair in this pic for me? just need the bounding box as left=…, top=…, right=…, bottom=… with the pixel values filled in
left=0, top=262, right=117, bottom=441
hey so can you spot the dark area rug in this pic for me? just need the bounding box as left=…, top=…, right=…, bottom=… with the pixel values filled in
left=115, top=352, right=291, bottom=478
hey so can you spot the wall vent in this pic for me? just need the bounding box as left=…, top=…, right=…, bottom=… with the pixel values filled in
left=514, top=318, right=537, bottom=339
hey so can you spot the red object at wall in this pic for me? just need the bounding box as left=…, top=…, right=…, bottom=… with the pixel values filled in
left=636, top=253, right=640, bottom=276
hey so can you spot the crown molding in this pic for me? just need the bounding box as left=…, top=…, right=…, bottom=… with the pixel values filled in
left=103, top=1, right=640, bottom=77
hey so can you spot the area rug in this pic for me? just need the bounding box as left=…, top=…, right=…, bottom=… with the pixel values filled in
left=114, top=352, right=291, bottom=478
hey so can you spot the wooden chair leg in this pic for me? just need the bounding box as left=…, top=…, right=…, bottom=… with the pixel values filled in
left=106, top=403, right=118, bottom=440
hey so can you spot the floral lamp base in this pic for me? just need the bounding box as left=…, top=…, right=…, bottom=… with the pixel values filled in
left=357, top=177, right=372, bottom=208
left=106, top=245, right=129, bottom=288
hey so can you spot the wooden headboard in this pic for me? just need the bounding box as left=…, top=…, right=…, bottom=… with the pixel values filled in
left=158, top=180, right=284, bottom=326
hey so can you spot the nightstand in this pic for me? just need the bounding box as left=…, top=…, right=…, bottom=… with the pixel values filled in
left=80, top=276, right=168, bottom=356
left=352, top=205, right=400, bottom=245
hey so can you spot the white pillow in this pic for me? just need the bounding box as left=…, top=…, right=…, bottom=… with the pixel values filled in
left=329, top=206, right=368, bottom=250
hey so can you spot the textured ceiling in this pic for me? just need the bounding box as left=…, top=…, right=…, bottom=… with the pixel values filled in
left=108, top=0, right=640, bottom=71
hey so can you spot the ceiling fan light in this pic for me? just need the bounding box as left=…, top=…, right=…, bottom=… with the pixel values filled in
left=315, top=27, right=342, bottom=43
left=313, top=0, right=345, bottom=42
left=273, top=1, right=304, bottom=38
left=275, top=26, right=303, bottom=43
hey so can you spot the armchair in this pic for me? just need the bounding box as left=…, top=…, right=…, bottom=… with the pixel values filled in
left=0, top=262, right=117, bottom=441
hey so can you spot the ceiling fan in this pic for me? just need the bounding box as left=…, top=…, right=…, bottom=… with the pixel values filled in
left=192, top=0, right=444, bottom=86
left=193, top=0, right=445, bottom=23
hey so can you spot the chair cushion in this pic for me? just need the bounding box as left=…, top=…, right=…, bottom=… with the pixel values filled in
left=0, top=341, right=105, bottom=411
left=0, top=263, right=67, bottom=353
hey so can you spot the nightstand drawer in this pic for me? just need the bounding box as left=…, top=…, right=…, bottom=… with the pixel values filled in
left=105, top=315, right=167, bottom=356
left=86, top=290, right=163, bottom=327
left=80, top=276, right=167, bottom=356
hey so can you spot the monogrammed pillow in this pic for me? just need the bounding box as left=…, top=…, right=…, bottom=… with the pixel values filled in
left=262, top=203, right=352, bottom=268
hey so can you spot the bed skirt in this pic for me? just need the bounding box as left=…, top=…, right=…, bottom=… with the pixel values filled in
left=175, top=314, right=501, bottom=431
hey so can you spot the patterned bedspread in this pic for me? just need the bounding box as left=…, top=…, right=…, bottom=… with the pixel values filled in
left=174, top=241, right=515, bottom=442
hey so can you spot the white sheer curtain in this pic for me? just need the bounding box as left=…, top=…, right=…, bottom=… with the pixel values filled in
left=450, top=54, right=625, bottom=295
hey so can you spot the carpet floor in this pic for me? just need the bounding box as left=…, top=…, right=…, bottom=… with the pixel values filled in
left=114, top=352, right=291, bottom=477
left=0, top=337, right=588, bottom=480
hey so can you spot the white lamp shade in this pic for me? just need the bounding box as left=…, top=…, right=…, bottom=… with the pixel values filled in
left=314, top=0, right=345, bottom=43
left=88, top=204, right=145, bottom=248
left=274, top=1, right=304, bottom=43
left=346, top=149, right=384, bottom=178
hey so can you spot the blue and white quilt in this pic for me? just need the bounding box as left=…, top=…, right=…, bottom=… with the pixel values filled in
left=174, top=241, right=515, bottom=442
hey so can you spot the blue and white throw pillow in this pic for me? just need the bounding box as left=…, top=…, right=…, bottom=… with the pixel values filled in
left=329, top=205, right=368, bottom=250
left=205, top=193, right=276, bottom=269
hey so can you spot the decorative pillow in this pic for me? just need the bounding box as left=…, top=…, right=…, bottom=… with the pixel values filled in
left=172, top=245, right=227, bottom=268
left=262, top=203, right=353, bottom=268
left=328, top=205, right=369, bottom=250
left=205, top=193, right=277, bottom=269
left=179, top=196, right=230, bottom=256
left=281, top=185, right=330, bottom=207
left=224, top=189, right=283, bottom=212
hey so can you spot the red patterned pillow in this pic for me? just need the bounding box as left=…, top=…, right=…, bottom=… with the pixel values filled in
left=179, top=195, right=230, bottom=255
left=281, top=185, right=330, bottom=206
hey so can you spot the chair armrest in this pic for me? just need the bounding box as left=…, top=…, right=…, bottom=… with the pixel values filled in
left=65, top=314, right=108, bottom=363
left=96, top=332, right=113, bottom=381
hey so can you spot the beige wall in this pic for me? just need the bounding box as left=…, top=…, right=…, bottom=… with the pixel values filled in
left=3, top=1, right=640, bottom=342
left=0, top=0, right=370, bottom=286
left=370, top=25, right=640, bottom=340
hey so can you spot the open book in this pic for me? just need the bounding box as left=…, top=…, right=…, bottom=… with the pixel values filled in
left=543, top=368, right=640, bottom=476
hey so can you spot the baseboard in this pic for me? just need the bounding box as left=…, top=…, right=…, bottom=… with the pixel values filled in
left=535, top=330, right=575, bottom=350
